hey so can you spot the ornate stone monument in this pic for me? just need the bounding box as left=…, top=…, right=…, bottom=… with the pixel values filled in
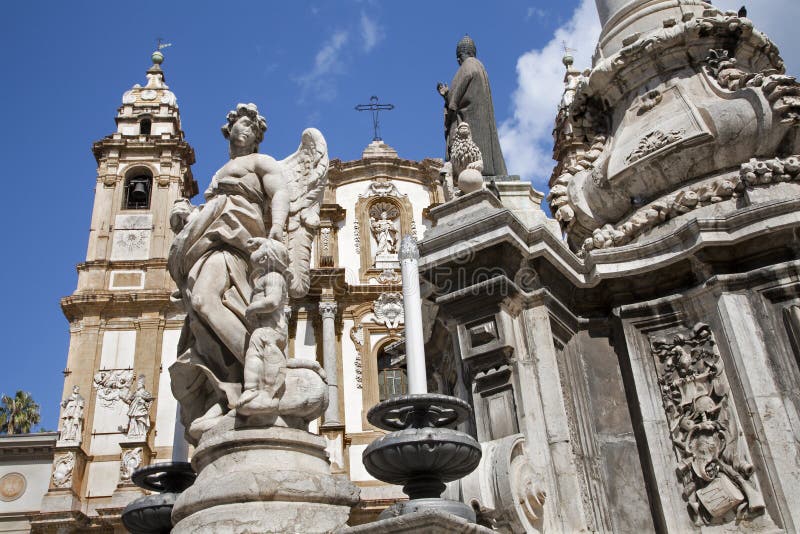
left=166, top=103, right=358, bottom=532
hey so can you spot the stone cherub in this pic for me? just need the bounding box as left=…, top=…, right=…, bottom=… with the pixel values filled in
left=168, top=104, right=329, bottom=442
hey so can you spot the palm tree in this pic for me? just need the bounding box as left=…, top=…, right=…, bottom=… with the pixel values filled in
left=0, top=390, right=41, bottom=435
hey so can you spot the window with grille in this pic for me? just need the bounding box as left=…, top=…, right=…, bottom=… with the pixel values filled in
left=377, top=348, right=407, bottom=401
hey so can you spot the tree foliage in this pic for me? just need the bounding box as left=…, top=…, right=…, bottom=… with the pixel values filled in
left=0, top=390, right=41, bottom=435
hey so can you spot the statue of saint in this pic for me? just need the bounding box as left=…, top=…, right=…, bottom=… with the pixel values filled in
left=437, top=35, right=508, bottom=177
left=59, top=385, right=84, bottom=443
left=370, top=211, right=397, bottom=257
left=121, top=375, right=154, bottom=439
left=168, top=104, right=329, bottom=442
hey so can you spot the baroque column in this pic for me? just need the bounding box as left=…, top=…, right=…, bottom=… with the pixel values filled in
left=399, top=236, right=427, bottom=394
left=319, top=300, right=342, bottom=427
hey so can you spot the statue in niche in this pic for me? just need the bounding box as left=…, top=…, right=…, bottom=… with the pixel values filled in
left=370, top=212, right=397, bottom=256
left=120, top=375, right=154, bottom=439
left=437, top=35, right=507, bottom=177
left=168, top=103, right=329, bottom=442
left=368, top=201, right=399, bottom=262
left=59, top=385, right=84, bottom=444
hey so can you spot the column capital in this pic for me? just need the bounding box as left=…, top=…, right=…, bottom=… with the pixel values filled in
left=319, top=300, right=338, bottom=319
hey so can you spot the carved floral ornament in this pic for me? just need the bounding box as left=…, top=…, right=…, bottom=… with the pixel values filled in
left=350, top=324, right=364, bottom=389
left=580, top=155, right=800, bottom=254
left=650, top=323, right=764, bottom=525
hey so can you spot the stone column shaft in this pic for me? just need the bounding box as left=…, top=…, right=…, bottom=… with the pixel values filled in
left=399, top=237, right=427, bottom=395
left=319, top=301, right=341, bottom=426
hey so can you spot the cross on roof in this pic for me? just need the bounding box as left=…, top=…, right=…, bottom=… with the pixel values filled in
left=355, top=96, right=395, bottom=142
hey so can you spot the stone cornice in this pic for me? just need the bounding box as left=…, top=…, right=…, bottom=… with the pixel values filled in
left=0, top=432, right=57, bottom=460
left=419, top=194, right=800, bottom=313
left=328, top=156, right=442, bottom=187
left=92, top=136, right=196, bottom=165
left=61, top=291, right=175, bottom=322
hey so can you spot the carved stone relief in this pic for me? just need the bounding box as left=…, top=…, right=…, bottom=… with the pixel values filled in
left=377, top=268, right=401, bottom=284
left=118, top=375, right=155, bottom=440
left=120, top=447, right=143, bottom=482
left=93, top=369, right=134, bottom=408
left=625, top=129, right=685, bottom=164
left=353, top=218, right=360, bottom=254
left=650, top=323, right=765, bottom=525
left=0, top=472, right=26, bottom=502
left=373, top=293, right=404, bottom=329
left=360, top=180, right=402, bottom=198
left=59, top=385, right=85, bottom=445
left=350, top=324, right=364, bottom=389
left=52, top=452, right=75, bottom=488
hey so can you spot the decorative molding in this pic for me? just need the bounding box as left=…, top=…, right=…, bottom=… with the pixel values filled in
left=350, top=324, right=365, bottom=389
left=360, top=180, right=403, bottom=198
left=625, top=129, right=685, bottom=164
left=0, top=472, right=26, bottom=502
left=650, top=323, right=765, bottom=524
left=377, top=269, right=401, bottom=285
left=120, top=447, right=143, bottom=482
left=52, top=452, right=75, bottom=488
left=582, top=155, right=800, bottom=253
left=319, top=301, right=338, bottom=319
left=373, top=293, right=404, bottom=330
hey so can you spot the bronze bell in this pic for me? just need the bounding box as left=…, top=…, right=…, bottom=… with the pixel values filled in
left=130, top=180, right=149, bottom=202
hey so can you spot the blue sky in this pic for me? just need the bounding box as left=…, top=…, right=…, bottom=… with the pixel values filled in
left=1, top=0, right=798, bottom=430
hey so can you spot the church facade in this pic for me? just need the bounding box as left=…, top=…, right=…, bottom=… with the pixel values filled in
left=2, top=0, right=800, bottom=532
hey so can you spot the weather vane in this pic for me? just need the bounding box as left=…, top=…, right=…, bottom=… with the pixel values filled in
left=355, top=96, right=395, bottom=142
left=157, top=38, right=173, bottom=51
left=562, top=41, right=576, bottom=54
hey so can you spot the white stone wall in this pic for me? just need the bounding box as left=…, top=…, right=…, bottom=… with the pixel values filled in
left=154, top=329, right=181, bottom=449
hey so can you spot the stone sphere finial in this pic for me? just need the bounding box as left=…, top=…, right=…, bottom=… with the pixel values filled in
left=456, top=35, right=477, bottom=58
left=151, top=50, right=164, bottom=65
left=562, top=53, right=574, bottom=68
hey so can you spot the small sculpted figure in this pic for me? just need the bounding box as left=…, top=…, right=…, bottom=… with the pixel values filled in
left=370, top=211, right=397, bottom=257
left=236, top=237, right=290, bottom=415
left=122, top=375, right=154, bottom=439
left=59, top=385, right=85, bottom=443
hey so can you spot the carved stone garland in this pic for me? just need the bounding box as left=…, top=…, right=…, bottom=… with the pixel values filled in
left=350, top=324, right=364, bottom=389
left=52, top=452, right=75, bottom=489
left=650, top=323, right=765, bottom=525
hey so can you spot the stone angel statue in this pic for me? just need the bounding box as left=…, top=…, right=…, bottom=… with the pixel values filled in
left=167, top=103, right=329, bottom=443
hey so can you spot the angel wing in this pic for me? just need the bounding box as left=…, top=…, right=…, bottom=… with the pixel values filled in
left=280, top=128, right=329, bottom=298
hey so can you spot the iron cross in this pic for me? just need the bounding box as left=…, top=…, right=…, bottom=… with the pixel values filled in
left=355, top=96, right=395, bottom=142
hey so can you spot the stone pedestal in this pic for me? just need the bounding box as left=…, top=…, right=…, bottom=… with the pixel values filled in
left=171, top=417, right=359, bottom=533
left=374, top=253, right=399, bottom=269
left=340, top=509, right=494, bottom=534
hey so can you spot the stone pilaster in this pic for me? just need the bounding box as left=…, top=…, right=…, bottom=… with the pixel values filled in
left=319, top=300, right=342, bottom=427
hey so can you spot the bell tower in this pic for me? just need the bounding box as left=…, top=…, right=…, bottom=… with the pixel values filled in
left=33, top=50, right=197, bottom=531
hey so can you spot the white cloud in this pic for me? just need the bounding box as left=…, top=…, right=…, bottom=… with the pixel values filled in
left=296, top=30, right=350, bottom=102
left=360, top=12, right=383, bottom=52
left=499, top=0, right=601, bottom=187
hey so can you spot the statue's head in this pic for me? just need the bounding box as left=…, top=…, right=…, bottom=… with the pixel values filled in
left=72, top=385, right=80, bottom=394
left=136, top=375, right=146, bottom=388
left=456, top=121, right=472, bottom=138
left=247, top=237, right=289, bottom=273
left=222, top=103, right=268, bottom=153
left=456, top=35, right=476, bottom=65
